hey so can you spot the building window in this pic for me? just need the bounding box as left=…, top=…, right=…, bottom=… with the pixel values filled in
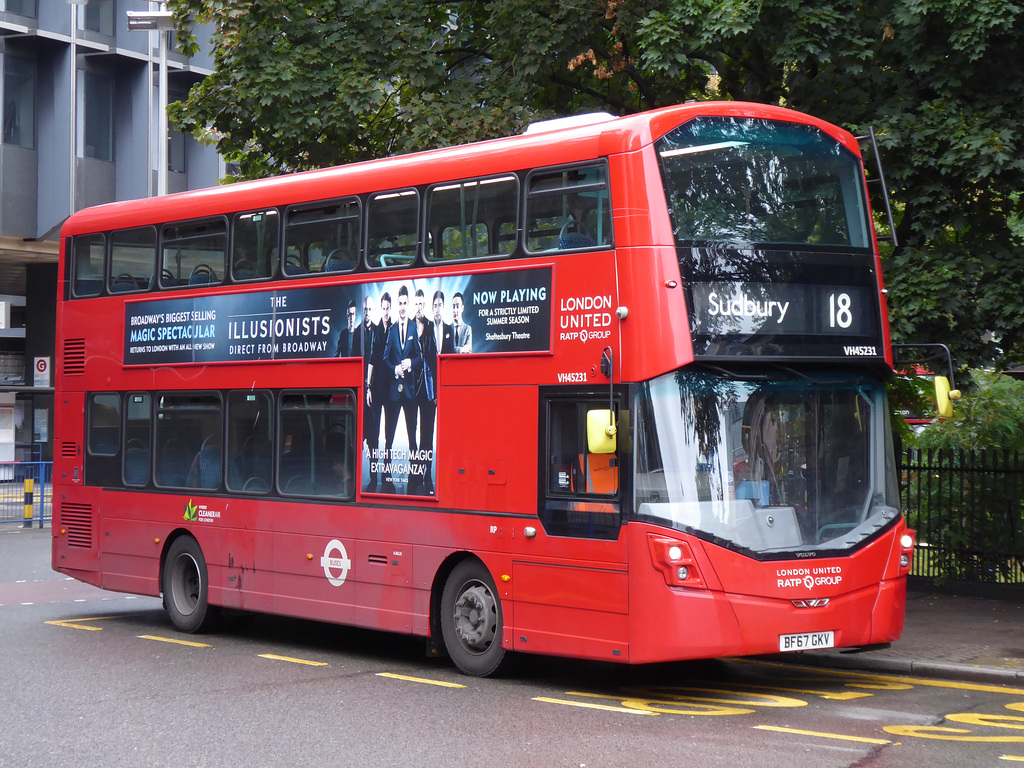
left=2, top=55, right=35, bottom=148
left=81, top=0, right=115, bottom=36
left=82, top=71, right=113, bottom=161
left=168, top=127, right=186, bottom=173
left=168, top=87, right=187, bottom=173
left=2, top=1, right=37, bottom=18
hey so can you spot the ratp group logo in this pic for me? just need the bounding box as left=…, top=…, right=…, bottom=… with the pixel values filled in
left=183, top=499, right=198, bottom=522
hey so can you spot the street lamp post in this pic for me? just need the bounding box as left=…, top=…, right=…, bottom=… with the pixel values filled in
left=127, top=6, right=175, bottom=197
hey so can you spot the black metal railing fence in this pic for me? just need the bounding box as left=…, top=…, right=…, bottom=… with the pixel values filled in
left=901, top=449, right=1024, bottom=584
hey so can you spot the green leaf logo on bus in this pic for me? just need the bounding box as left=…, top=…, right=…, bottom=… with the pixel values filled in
left=183, top=499, right=198, bottom=522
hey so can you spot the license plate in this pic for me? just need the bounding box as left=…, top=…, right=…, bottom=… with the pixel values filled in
left=779, top=631, right=835, bottom=652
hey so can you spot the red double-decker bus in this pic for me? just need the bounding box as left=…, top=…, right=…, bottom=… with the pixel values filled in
left=53, top=102, right=913, bottom=676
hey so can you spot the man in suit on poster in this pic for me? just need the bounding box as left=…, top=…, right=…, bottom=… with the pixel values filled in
left=432, top=290, right=455, bottom=355
left=364, top=291, right=391, bottom=491
left=415, top=290, right=439, bottom=494
left=335, top=299, right=362, bottom=358
left=451, top=292, right=473, bottom=353
left=383, top=285, right=422, bottom=493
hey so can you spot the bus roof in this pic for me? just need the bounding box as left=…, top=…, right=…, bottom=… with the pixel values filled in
left=61, top=101, right=858, bottom=237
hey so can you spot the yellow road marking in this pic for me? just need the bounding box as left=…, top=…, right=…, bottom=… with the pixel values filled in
left=716, top=682, right=872, bottom=701
left=45, top=616, right=115, bottom=631
left=137, top=634, right=212, bottom=648
left=567, top=689, right=750, bottom=716
left=754, top=725, right=891, bottom=744
left=1000, top=756, right=1024, bottom=762
left=744, top=658, right=1024, bottom=696
left=532, top=696, right=658, bottom=715
left=376, top=672, right=466, bottom=688
left=258, top=654, right=328, bottom=667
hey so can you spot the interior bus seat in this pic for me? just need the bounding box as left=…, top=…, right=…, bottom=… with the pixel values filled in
left=558, top=215, right=596, bottom=250
left=188, top=265, right=219, bottom=285
left=232, top=259, right=263, bottom=281
left=186, top=435, right=222, bottom=490
left=109, top=274, right=140, bottom=293
left=236, top=433, right=272, bottom=486
left=324, top=248, right=354, bottom=272
left=284, top=255, right=309, bottom=275
left=156, top=438, right=191, bottom=486
left=123, top=439, right=150, bottom=485
left=242, top=476, right=269, bottom=493
left=155, top=269, right=179, bottom=288
left=283, top=475, right=313, bottom=494
left=90, top=427, right=120, bottom=455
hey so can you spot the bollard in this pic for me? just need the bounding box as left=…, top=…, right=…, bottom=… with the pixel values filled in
left=22, top=477, right=33, bottom=528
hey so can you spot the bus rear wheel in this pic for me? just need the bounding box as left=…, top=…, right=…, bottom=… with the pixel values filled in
left=440, top=559, right=507, bottom=677
left=162, top=536, right=219, bottom=633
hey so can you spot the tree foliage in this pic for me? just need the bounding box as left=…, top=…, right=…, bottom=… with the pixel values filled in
left=916, top=370, right=1024, bottom=453
left=168, top=0, right=1024, bottom=367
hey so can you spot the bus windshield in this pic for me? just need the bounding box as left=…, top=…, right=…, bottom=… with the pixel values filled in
left=656, top=117, right=870, bottom=248
left=634, top=369, right=900, bottom=555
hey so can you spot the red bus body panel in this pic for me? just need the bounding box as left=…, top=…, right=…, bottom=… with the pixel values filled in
left=52, top=101, right=906, bottom=666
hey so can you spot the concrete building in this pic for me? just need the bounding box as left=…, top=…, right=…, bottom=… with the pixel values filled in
left=0, top=1, right=220, bottom=461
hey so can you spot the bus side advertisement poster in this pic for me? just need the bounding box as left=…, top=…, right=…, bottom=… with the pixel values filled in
left=123, top=267, right=552, bottom=366
left=122, top=268, right=552, bottom=498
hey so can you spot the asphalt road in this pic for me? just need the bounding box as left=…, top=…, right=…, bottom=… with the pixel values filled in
left=4, top=526, right=1024, bottom=768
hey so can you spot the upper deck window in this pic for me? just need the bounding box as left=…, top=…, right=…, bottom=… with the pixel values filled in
left=525, top=164, right=612, bottom=253
left=656, top=117, right=870, bottom=249
left=367, top=189, right=418, bottom=270
left=284, top=198, right=360, bottom=276
left=109, top=226, right=156, bottom=293
left=161, top=219, right=227, bottom=288
left=232, top=209, right=279, bottom=282
left=72, top=233, right=104, bottom=297
left=426, top=175, right=518, bottom=262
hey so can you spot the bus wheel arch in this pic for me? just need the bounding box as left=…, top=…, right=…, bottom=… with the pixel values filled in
left=436, top=554, right=508, bottom=677
left=160, top=531, right=220, bottom=633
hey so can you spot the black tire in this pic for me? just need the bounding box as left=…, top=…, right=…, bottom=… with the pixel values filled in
left=162, top=537, right=219, bottom=633
left=440, top=559, right=507, bottom=677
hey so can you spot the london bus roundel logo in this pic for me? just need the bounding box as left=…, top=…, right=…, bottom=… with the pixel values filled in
left=321, top=539, right=352, bottom=587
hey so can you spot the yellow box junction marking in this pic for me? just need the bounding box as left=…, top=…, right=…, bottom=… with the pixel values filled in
left=376, top=672, right=466, bottom=688
left=754, top=725, right=892, bottom=745
left=137, top=634, right=212, bottom=648
left=532, top=697, right=658, bottom=715
left=258, top=654, right=328, bottom=667
left=746, top=658, right=1024, bottom=697
left=45, top=616, right=116, bottom=631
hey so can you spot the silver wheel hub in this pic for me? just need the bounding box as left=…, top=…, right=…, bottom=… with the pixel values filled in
left=453, top=583, right=495, bottom=651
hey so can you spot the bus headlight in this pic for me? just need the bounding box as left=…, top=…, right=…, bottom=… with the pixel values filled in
left=898, top=529, right=915, bottom=574
left=647, top=535, right=705, bottom=589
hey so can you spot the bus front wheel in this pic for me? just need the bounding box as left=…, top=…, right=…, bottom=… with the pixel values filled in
left=162, top=536, right=219, bottom=633
left=440, top=559, right=507, bottom=677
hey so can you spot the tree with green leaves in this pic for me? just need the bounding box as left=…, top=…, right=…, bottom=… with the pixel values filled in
left=169, top=0, right=1024, bottom=368
left=916, top=370, right=1024, bottom=453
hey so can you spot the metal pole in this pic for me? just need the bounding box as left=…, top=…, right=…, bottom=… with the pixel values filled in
left=69, top=3, right=79, bottom=216
left=147, top=26, right=155, bottom=198
left=157, top=25, right=168, bottom=196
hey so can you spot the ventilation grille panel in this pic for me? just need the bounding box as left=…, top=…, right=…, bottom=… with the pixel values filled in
left=63, top=339, right=86, bottom=375
left=60, top=502, right=93, bottom=549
